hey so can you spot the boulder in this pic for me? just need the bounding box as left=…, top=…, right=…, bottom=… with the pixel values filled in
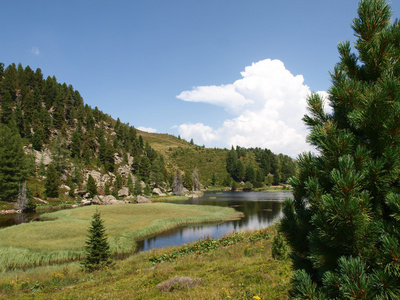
left=102, top=195, right=117, bottom=204
left=118, top=187, right=129, bottom=198
left=136, top=196, right=151, bottom=203
left=91, top=195, right=102, bottom=205
left=152, top=188, right=166, bottom=197
left=157, top=276, right=202, bottom=292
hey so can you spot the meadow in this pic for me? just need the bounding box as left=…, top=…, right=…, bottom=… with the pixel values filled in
left=0, top=226, right=292, bottom=299
left=0, top=203, right=242, bottom=271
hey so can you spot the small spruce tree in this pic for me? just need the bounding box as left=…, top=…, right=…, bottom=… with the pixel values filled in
left=82, top=210, right=112, bottom=272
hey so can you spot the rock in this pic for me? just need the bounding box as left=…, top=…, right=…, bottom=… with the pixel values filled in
left=108, top=199, right=126, bottom=205
left=0, top=209, right=21, bottom=215
left=71, top=205, right=78, bottom=208
left=102, top=195, right=117, bottom=204
left=75, top=189, right=87, bottom=196
left=81, top=199, right=91, bottom=206
left=60, top=184, right=71, bottom=191
left=117, top=164, right=131, bottom=177
left=118, top=187, right=129, bottom=198
left=125, top=195, right=135, bottom=201
left=91, top=195, right=102, bottom=205
left=83, top=193, right=90, bottom=199
left=157, top=276, right=202, bottom=292
left=152, top=188, right=166, bottom=197
left=136, top=196, right=151, bottom=203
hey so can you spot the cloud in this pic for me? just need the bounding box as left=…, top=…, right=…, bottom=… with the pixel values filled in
left=31, top=47, right=40, bottom=55
left=137, top=126, right=158, bottom=133
left=176, top=59, right=315, bottom=157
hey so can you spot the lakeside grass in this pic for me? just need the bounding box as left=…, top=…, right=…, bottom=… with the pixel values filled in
left=0, top=203, right=242, bottom=271
left=0, top=226, right=292, bottom=299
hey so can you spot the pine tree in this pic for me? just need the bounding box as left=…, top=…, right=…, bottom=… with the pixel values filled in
left=82, top=210, right=112, bottom=272
left=45, top=164, right=59, bottom=198
left=86, top=174, right=97, bottom=198
left=0, top=126, right=28, bottom=201
left=280, top=0, right=400, bottom=298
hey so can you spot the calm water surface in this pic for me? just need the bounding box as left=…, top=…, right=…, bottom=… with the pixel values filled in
left=0, top=191, right=293, bottom=252
left=136, top=191, right=293, bottom=252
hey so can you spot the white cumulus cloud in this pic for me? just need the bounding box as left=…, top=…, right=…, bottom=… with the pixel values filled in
left=137, top=126, right=158, bottom=133
left=176, top=59, right=315, bottom=157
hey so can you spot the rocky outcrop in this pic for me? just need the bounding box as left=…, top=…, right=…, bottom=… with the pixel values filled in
left=136, top=196, right=151, bottom=203
left=118, top=187, right=129, bottom=198
left=152, top=188, right=166, bottom=197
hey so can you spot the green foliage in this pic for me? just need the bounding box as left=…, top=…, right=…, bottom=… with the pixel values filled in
left=82, top=210, right=112, bottom=272
left=281, top=0, right=400, bottom=297
left=86, top=175, right=97, bottom=198
left=149, top=229, right=269, bottom=264
left=45, top=164, right=59, bottom=198
left=0, top=126, right=28, bottom=201
left=271, top=231, right=289, bottom=260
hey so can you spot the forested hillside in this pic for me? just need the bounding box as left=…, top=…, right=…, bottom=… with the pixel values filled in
left=0, top=62, right=296, bottom=210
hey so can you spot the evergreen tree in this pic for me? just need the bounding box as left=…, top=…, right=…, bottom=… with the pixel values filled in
left=86, top=174, right=97, bottom=198
left=82, top=210, right=112, bottom=272
left=45, top=164, right=59, bottom=198
left=134, top=176, right=142, bottom=196
left=183, top=171, right=193, bottom=190
left=280, top=0, right=400, bottom=298
left=0, top=91, right=14, bottom=125
left=0, top=126, right=28, bottom=201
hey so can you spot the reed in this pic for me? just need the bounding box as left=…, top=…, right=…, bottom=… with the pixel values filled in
left=0, top=203, right=242, bottom=271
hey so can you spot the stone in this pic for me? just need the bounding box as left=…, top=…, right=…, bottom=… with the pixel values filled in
left=118, top=187, right=129, bottom=198
left=157, top=276, right=202, bottom=292
left=152, top=188, right=166, bottom=197
left=136, top=196, right=151, bottom=203
left=102, top=195, right=117, bottom=204
left=91, top=195, right=102, bottom=205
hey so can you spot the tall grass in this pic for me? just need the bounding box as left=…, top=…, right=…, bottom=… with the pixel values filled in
left=0, top=203, right=242, bottom=271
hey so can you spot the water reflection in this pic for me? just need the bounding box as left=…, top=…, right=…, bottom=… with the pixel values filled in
left=0, top=212, right=38, bottom=228
left=136, top=191, right=292, bottom=252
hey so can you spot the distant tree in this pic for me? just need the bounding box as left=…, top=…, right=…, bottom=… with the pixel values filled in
left=172, top=170, right=184, bottom=196
left=134, top=176, right=142, bottom=196
left=45, top=164, right=59, bottom=198
left=0, top=91, right=14, bottom=125
left=183, top=171, right=193, bottom=190
left=245, top=164, right=255, bottom=184
left=0, top=126, right=28, bottom=201
left=243, top=181, right=253, bottom=192
left=192, top=167, right=201, bottom=191
left=211, top=173, right=217, bottom=186
left=127, top=173, right=134, bottom=195
left=87, top=174, right=97, bottom=198
left=150, top=157, right=164, bottom=187
left=82, top=210, right=112, bottom=272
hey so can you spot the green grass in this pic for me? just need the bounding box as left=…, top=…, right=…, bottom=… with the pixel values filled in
left=0, top=226, right=292, bottom=299
left=0, top=203, right=242, bottom=271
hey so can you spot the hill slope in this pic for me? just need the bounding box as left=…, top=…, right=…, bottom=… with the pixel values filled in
left=0, top=62, right=296, bottom=210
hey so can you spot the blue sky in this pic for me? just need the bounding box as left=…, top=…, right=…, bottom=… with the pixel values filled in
left=2, top=1, right=400, bottom=157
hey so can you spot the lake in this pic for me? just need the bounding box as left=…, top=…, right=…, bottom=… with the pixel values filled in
left=136, top=191, right=292, bottom=252
left=0, top=191, right=292, bottom=252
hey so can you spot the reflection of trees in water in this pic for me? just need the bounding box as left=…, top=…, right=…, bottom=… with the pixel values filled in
left=14, top=213, right=30, bottom=225
left=136, top=192, right=293, bottom=252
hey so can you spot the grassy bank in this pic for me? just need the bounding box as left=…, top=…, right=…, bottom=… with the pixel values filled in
left=0, top=203, right=242, bottom=271
left=0, top=226, right=292, bottom=299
